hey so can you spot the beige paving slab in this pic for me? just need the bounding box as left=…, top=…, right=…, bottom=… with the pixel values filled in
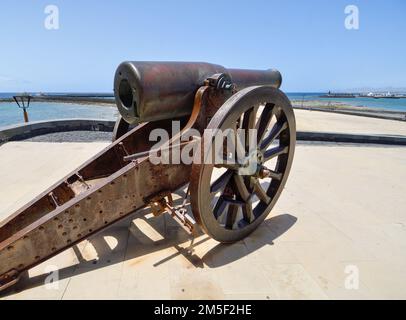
left=295, top=109, right=406, bottom=136
left=261, top=264, right=328, bottom=300
left=117, top=219, right=177, bottom=300
left=0, top=142, right=109, bottom=218
left=201, top=241, right=275, bottom=295
left=169, top=267, right=225, bottom=300
left=0, top=141, right=405, bottom=299
left=350, top=261, right=406, bottom=299
left=298, top=260, right=375, bottom=300
left=224, top=293, right=274, bottom=300
left=242, top=223, right=299, bottom=265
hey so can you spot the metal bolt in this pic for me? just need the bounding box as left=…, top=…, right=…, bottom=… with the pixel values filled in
left=258, top=167, right=272, bottom=179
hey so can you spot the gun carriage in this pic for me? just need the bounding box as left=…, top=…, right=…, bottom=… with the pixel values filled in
left=0, top=61, right=296, bottom=291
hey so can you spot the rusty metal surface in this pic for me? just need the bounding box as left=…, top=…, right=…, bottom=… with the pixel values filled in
left=227, top=68, right=282, bottom=91
left=0, top=119, right=191, bottom=289
left=114, top=61, right=282, bottom=124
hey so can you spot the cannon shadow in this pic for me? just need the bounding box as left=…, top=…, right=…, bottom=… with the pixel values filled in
left=1, top=191, right=297, bottom=296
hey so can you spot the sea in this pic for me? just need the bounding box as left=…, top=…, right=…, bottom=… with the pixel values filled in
left=287, top=93, right=406, bottom=111
left=1, top=92, right=406, bottom=129
left=0, top=93, right=118, bottom=128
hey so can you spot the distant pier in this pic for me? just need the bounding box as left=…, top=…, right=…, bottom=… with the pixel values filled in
left=320, top=91, right=406, bottom=99
left=320, top=93, right=356, bottom=98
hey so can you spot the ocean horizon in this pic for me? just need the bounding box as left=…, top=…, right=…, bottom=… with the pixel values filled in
left=1, top=92, right=406, bottom=129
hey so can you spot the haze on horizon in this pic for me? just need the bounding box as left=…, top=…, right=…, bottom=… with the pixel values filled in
left=0, top=0, right=405, bottom=93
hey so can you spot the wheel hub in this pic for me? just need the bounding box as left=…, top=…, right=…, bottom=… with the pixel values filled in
left=237, top=149, right=264, bottom=176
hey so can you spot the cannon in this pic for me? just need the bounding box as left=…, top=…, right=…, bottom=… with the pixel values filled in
left=0, top=61, right=296, bottom=292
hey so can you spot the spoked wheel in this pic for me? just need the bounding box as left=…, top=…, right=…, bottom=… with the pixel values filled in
left=190, top=86, right=296, bottom=243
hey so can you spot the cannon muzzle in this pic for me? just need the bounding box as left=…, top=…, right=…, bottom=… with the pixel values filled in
left=114, top=61, right=282, bottom=124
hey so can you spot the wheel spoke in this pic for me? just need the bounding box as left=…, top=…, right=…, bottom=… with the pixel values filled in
left=263, top=168, right=283, bottom=180
left=242, top=106, right=258, bottom=130
left=210, top=170, right=233, bottom=194
left=242, top=201, right=254, bottom=223
left=223, top=123, right=246, bottom=165
left=225, top=204, right=239, bottom=229
left=214, top=162, right=241, bottom=170
left=260, top=122, right=288, bottom=151
left=213, top=197, right=227, bottom=219
left=253, top=179, right=271, bottom=203
left=264, top=146, right=288, bottom=161
left=234, top=127, right=246, bottom=161
left=257, top=104, right=275, bottom=143
left=233, top=174, right=252, bottom=201
left=242, top=107, right=258, bottom=150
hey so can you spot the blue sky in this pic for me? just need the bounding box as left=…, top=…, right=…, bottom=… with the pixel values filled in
left=0, top=0, right=405, bottom=92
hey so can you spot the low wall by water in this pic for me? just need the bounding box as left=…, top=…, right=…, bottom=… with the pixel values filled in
left=0, top=119, right=115, bottom=143
left=297, top=131, right=406, bottom=146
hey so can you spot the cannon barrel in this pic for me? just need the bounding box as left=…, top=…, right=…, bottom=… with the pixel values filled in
left=114, top=61, right=282, bottom=124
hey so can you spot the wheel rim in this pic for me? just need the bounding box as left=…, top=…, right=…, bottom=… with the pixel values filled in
left=190, top=86, right=296, bottom=242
